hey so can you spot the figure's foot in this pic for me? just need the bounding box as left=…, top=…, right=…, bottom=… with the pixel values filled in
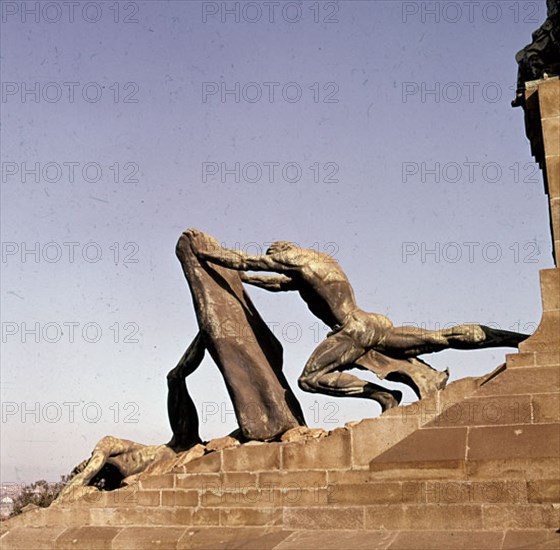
left=480, top=326, right=530, bottom=348
left=376, top=389, right=402, bottom=413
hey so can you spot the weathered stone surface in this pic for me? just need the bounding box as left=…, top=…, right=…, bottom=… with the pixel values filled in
left=400, top=480, right=526, bottom=504
left=112, top=526, right=186, bottom=550
left=482, top=504, right=560, bottom=529
left=364, top=504, right=483, bottom=530
left=388, top=530, right=504, bottom=549
left=155, top=444, right=207, bottom=474
left=328, top=482, right=417, bottom=505
left=176, top=473, right=221, bottom=490
left=206, top=436, right=240, bottom=452
left=280, top=426, right=327, bottom=443
left=282, top=429, right=352, bottom=470
left=219, top=507, right=282, bottom=527
left=475, top=366, right=559, bottom=396
left=532, top=393, right=560, bottom=422
left=351, top=416, right=420, bottom=468
left=501, top=529, right=560, bottom=549
left=283, top=507, right=364, bottom=530
left=275, top=530, right=396, bottom=550
left=54, top=526, right=121, bottom=549
left=505, top=352, right=536, bottom=367
left=259, top=469, right=327, bottom=489
left=426, top=394, right=532, bottom=428
left=177, top=451, right=222, bottom=473
left=467, top=424, right=560, bottom=460
left=0, top=526, right=67, bottom=549
left=222, top=443, right=281, bottom=472
left=161, top=490, right=198, bottom=507
left=370, top=427, right=467, bottom=467
left=527, top=479, right=560, bottom=503
left=176, top=527, right=292, bottom=550
left=139, top=474, right=175, bottom=490
left=467, top=457, right=560, bottom=480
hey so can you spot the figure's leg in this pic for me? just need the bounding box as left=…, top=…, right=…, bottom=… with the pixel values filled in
left=355, top=350, right=449, bottom=400
left=380, top=325, right=529, bottom=358
left=167, top=332, right=205, bottom=452
left=298, top=334, right=402, bottom=412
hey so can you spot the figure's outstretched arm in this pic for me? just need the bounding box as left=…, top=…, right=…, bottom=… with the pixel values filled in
left=240, top=273, right=296, bottom=292
left=185, top=229, right=288, bottom=273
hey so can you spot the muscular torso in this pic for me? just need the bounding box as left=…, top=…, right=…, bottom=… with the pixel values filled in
left=287, top=252, right=358, bottom=328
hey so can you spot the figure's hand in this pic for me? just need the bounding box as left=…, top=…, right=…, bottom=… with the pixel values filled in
left=182, top=229, right=221, bottom=256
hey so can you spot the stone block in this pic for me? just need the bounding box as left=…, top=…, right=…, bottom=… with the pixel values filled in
left=283, top=507, right=364, bottom=530
left=401, top=480, right=526, bottom=504
left=467, top=424, right=560, bottom=460
left=281, top=488, right=330, bottom=506
left=139, top=474, right=175, bottom=490
left=369, top=460, right=467, bottom=481
left=542, top=116, right=560, bottom=157
left=532, top=393, right=560, bottom=423
left=43, top=506, right=91, bottom=527
left=351, top=416, right=420, bottom=468
left=222, top=472, right=258, bottom=487
left=364, top=504, right=483, bottom=530
left=187, top=507, right=220, bottom=526
left=180, top=452, right=222, bottom=473
left=370, top=427, right=467, bottom=466
left=388, top=530, right=504, bottom=550
left=219, top=507, right=282, bottom=527
left=546, top=154, right=560, bottom=198
left=501, top=529, right=560, bottom=549
left=475, top=366, right=559, bottom=397
left=505, top=352, right=536, bottom=367
left=222, top=443, right=280, bottom=472
left=135, top=491, right=161, bottom=506
left=327, top=482, right=411, bottom=505
left=482, top=504, right=560, bottom=529
left=176, top=473, right=221, bottom=490
left=527, top=479, right=560, bottom=503
left=177, top=527, right=291, bottom=549
left=54, top=526, right=121, bottom=549
left=0, top=526, right=67, bottom=549
left=201, top=488, right=278, bottom=508
left=112, top=527, right=186, bottom=550
left=535, top=350, right=560, bottom=365
left=327, top=469, right=375, bottom=485
left=437, top=376, right=482, bottom=407
left=467, top=457, right=560, bottom=480
left=541, top=269, right=560, bottom=312
left=282, top=429, right=352, bottom=470
left=538, top=78, right=560, bottom=118
left=276, top=530, right=396, bottom=550
left=258, top=469, right=327, bottom=490
left=425, top=395, right=532, bottom=428
left=161, top=490, right=199, bottom=507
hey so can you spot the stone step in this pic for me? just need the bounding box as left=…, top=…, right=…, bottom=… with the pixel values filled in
left=2, top=526, right=559, bottom=550
left=4, top=501, right=558, bottom=533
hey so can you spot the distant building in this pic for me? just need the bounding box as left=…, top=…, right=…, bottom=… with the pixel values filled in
left=0, top=496, right=14, bottom=518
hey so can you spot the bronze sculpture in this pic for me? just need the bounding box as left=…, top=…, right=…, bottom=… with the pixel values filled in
left=185, top=229, right=528, bottom=411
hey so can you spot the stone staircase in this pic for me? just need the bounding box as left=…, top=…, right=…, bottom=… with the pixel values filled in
left=2, top=344, right=558, bottom=549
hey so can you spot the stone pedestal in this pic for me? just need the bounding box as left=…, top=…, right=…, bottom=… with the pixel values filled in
left=518, top=77, right=560, bottom=356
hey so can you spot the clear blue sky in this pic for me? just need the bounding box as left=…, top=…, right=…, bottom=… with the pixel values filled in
left=1, top=0, right=554, bottom=483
